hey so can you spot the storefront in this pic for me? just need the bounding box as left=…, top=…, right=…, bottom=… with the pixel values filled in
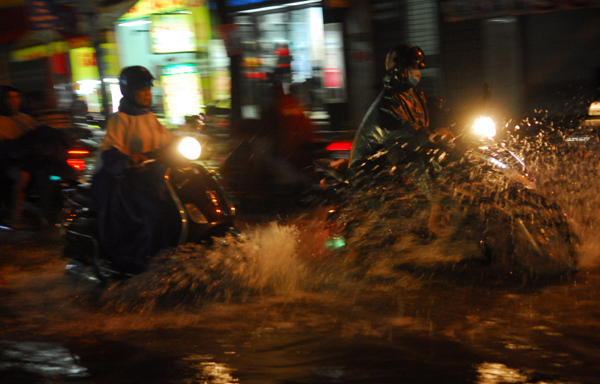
left=115, top=0, right=222, bottom=127
left=224, top=0, right=347, bottom=127
left=9, top=34, right=72, bottom=109
left=68, top=35, right=121, bottom=119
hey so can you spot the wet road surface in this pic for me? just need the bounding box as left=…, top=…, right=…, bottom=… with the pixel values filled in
left=2, top=209, right=600, bottom=384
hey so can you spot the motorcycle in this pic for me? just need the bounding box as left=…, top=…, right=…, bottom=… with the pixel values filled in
left=62, top=135, right=237, bottom=283
left=0, top=125, right=99, bottom=229
left=315, top=114, right=578, bottom=282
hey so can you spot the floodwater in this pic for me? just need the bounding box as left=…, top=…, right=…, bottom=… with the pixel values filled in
left=2, top=139, right=600, bottom=383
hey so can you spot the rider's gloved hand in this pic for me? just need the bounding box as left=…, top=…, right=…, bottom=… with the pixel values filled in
left=330, top=158, right=349, bottom=172
left=429, top=127, right=454, bottom=144
left=429, top=127, right=455, bottom=148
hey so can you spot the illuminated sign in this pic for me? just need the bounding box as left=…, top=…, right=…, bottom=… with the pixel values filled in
left=323, top=23, right=346, bottom=101
left=28, top=0, right=59, bottom=30
left=150, top=13, right=196, bottom=53
left=120, top=0, right=188, bottom=21
left=70, top=47, right=99, bottom=83
left=161, top=63, right=204, bottom=126
left=225, top=0, right=320, bottom=10
left=226, top=0, right=279, bottom=7
left=10, top=40, right=68, bottom=62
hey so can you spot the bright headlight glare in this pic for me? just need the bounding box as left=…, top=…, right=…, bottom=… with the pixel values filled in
left=473, top=116, right=496, bottom=138
left=179, top=136, right=201, bottom=160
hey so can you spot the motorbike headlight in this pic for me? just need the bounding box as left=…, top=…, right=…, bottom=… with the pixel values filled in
left=178, top=136, right=202, bottom=160
left=472, top=116, right=496, bottom=139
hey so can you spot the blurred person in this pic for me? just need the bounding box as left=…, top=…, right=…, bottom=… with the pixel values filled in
left=244, top=74, right=315, bottom=199
left=0, top=85, right=38, bottom=140
left=24, top=90, right=73, bottom=130
left=264, top=80, right=315, bottom=178
left=347, top=44, right=454, bottom=235
left=69, top=93, right=88, bottom=126
left=0, top=85, right=39, bottom=227
left=92, top=66, right=176, bottom=274
left=348, top=44, right=453, bottom=177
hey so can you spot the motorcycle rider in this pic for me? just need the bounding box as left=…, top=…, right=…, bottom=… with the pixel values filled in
left=348, top=44, right=453, bottom=181
left=92, top=65, right=176, bottom=274
left=347, top=44, right=454, bottom=235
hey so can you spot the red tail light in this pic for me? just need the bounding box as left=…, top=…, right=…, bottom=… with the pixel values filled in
left=67, top=159, right=86, bottom=171
left=326, top=142, right=352, bottom=151
left=68, top=149, right=90, bottom=156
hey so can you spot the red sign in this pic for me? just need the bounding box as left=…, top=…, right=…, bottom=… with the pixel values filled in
left=324, top=68, right=342, bottom=88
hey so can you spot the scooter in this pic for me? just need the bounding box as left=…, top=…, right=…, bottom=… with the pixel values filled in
left=315, top=115, right=578, bottom=281
left=62, top=136, right=237, bottom=283
left=0, top=125, right=97, bottom=229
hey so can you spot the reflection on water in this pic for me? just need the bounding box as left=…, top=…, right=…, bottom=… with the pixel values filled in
left=2, top=121, right=600, bottom=383
left=476, top=362, right=528, bottom=384
left=0, top=341, right=88, bottom=378
left=183, top=355, right=238, bottom=384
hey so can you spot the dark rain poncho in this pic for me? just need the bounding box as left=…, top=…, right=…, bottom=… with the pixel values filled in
left=348, top=74, right=432, bottom=186
left=91, top=147, right=180, bottom=275
left=91, top=97, right=178, bottom=275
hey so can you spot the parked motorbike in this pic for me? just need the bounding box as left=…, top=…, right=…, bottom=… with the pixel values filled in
left=315, top=115, right=578, bottom=282
left=0, top=125, right=99, bottom=229
left=62, top=135, right=237, bottom=283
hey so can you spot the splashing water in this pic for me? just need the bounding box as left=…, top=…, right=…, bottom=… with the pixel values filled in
left=59, top=107, right=598, bottom=319
left=526, top=142, right=600, bottom=268
left=315, top=110, right=600, bottom=284
left=503, top=109, right=600, bottom=268
left=98, top=223, right=307, bottom=312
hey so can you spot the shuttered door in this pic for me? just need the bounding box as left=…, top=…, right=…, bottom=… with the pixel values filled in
left=406, top=0, right=441, bottom=96
left=406, top=0, right=439, bottom=56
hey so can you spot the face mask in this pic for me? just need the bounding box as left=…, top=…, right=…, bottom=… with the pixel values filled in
left=407, top=69, right=421, bottom=87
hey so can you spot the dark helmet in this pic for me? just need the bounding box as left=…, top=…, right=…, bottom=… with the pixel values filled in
left=385, top=44, right=425, bottom=73
left=119, top=66, right=155, bottom=100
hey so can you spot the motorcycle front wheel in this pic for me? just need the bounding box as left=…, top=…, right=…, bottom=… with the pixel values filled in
left=454, top=187, right=578, bottom=281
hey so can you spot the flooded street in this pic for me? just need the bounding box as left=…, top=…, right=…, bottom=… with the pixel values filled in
left=3, top=146, right=600, bottom=383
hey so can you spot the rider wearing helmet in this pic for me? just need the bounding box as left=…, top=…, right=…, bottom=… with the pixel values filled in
left=92, top=66, right=175, bottom=274
left=98, top=65, right=173, bottom=160
left=348, top=44, right=452, bottom=185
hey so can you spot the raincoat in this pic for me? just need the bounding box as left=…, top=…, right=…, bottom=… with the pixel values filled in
left=92, top=98, right=176, bottom=274
left=348, top=74, right=432, bottom=185
left=92, top=147, right=179, bottom=274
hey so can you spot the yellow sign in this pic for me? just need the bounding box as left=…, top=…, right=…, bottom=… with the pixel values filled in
left=100, top=43, right=121, bottom=77
left=120, top=0, right=198, bottom=21
left=150, top=13, right=196, bottom=53
left=10, top=40, right=68, bottom=62
left=161, top=63, right=204, bottom=126
left=70, top=47, right=100, bottom=82
left=191, top=3, right=211, bottom=50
